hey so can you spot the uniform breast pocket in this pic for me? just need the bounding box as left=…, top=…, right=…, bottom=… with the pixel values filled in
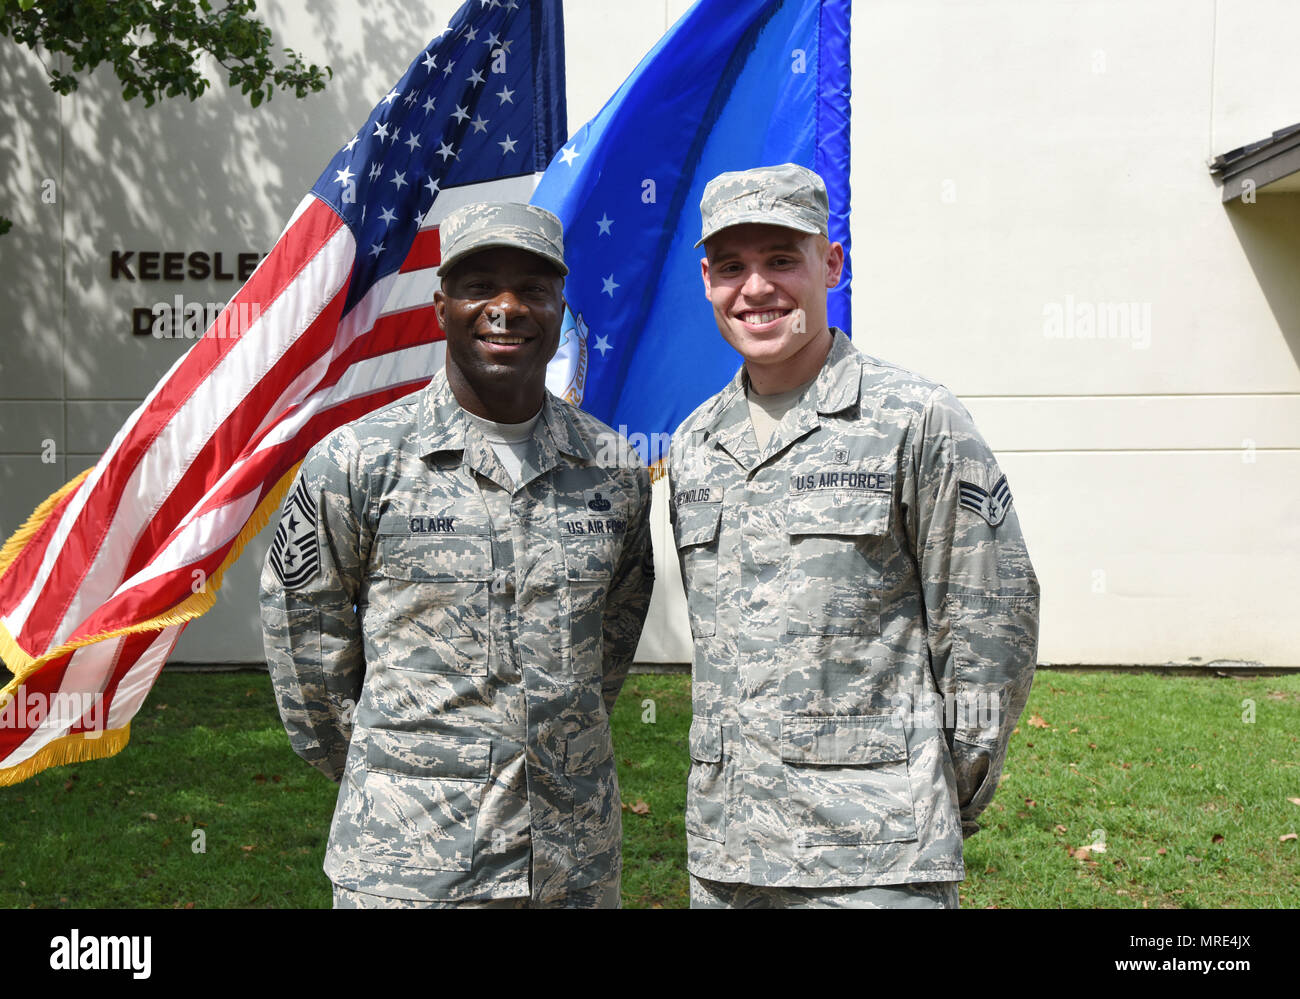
left=358, top=729, right=492, bottom=871
left=673, top=502, right=722, bottom=639
left=369, top=530, right=492, bottom=675
left=784, top=492, right=890, bottom=637
left=561, top=523, right=622, bottom=678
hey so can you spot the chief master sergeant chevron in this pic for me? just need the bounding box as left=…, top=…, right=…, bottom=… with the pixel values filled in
left=668, top=164, right=1039, bottom=909
left=259, top=202, right=654, bottom=908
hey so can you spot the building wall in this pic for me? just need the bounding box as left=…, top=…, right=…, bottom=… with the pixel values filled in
left=851, top=0, right=1299, bottom=665
left=0, top=1, right=1294, bottom=667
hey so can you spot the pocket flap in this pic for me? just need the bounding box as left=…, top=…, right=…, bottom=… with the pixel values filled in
left=366, top=729, right=491, bottom=781
left=780, top=714, right=906, bottom=765
left=688, top=717, right=723, bottom=763
left=674, top=502, right=722, bottom=549
left=785, top=491, right=890, bottom=537
left=565, top=718, right=613, bottom=775
left=374, top=531, right=492, bottom=582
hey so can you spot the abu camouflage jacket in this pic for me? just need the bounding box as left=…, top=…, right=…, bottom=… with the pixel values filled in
left=260, top=370, right=653, bottom=904
left=668, top=330, right=1039, bottom=888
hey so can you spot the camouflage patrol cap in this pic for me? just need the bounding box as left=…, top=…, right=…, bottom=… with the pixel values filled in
left=436, top=201, right=568, bottom=277
left=695, top=163, right=829, bottom=248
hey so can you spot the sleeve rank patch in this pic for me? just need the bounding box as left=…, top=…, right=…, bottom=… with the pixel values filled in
left=959, top=474, right=1012, bottom=527
left=268, top=476, right=320, bottom=589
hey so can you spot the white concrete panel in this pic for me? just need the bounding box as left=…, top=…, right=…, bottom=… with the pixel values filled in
left=850, top=0, right=1300, bottom=398
left=0, top=42, right=64, bottom=400
left=0, top=402, right=62, bottom=454
left=962, top=393, right=1300, bottom=452
left=65, top=401, right=140, bottom=455
left=1211, top=0, right=1300, bottom=154
left=1006, top=448, right=1300, bottom=667
left=0, top=457, right=72, bottom=544
left=264, top=0, right=470, bottom=106
left=562, top=1, right=681, bottom=132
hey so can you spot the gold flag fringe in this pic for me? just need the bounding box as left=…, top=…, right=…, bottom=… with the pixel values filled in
left=0, top=461, right=303, bottom=785
left=0, top=725, right=131, bottom=787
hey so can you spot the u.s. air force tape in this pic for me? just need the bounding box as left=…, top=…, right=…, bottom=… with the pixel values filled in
left=268, top=476, right=320, bottom=589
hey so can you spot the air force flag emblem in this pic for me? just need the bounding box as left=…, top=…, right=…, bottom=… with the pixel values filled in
left=959, top=473, right=1012, bottom=528
left=268, top=476, right=320, bottom=589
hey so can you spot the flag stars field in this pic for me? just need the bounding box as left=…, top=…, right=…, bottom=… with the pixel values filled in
left=498, top=135, right=517, bottom=154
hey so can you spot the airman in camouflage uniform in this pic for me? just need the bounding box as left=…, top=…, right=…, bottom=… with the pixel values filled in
left=260, top=203, right=653, bottom=908
left=669, top=164, right=1039, bottom=908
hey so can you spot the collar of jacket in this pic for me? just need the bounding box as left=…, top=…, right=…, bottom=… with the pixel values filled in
left=701, top=328, right=863, bottom=468
left=413, top=368, right=593, bottom=464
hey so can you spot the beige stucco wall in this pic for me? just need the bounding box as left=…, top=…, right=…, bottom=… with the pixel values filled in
left=850, top=0, right=1299, bottom=665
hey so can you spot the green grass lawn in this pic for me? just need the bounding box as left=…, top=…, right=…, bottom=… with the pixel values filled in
left=0, top=670, right=1296, bottom=908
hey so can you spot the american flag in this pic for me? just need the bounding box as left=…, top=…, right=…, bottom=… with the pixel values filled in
left=0, top=0, right=567, bottom=784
